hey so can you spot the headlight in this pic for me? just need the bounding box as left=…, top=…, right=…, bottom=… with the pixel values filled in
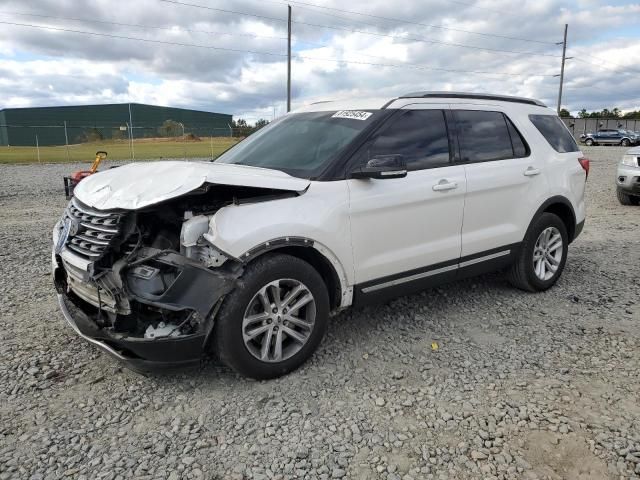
left=621, top=154, right=639, bottom=167
left=203, top=217, right=217, bottom=243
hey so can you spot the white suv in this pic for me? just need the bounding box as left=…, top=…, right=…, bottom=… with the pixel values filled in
left=52, top=92, right=588, bottom=379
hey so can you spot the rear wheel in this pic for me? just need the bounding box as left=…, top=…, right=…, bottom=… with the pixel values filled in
left=507, top=213, right=568, bottom=292
left=213, top=253, right=329, bottom=379
left=617, top=188, right=640, bottom=206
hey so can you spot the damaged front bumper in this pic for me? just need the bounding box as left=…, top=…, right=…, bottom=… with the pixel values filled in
left=52, top=241, right=238, bottom=371
left=56, top=293, right=207, bottom=370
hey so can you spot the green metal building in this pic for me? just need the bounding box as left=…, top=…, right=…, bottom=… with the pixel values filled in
left=0, top=103, right=232, bottom=146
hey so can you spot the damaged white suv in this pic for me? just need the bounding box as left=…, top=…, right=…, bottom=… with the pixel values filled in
left=53, top=92, right=588, bottom=379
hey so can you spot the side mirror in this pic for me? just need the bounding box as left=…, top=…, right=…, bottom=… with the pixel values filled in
left=350, top=155, right=407, bottom=180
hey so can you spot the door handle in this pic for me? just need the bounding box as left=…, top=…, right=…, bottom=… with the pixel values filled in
left=432, top=180, right=458, bottom=191
left=523, top=167, right=541, bottom=177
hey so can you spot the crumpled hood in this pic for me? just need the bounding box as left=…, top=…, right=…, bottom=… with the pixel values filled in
left=73, top=161, right=310, bottom=210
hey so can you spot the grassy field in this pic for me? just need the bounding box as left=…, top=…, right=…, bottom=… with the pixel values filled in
left=0, top=137, right=241, bottom=164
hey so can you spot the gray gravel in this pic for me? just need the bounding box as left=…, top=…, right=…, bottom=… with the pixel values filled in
left=1, top=147, right=639, bottom=480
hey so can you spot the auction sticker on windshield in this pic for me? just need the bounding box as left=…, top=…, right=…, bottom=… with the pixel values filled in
left=332, top=110, right=372, bottom=121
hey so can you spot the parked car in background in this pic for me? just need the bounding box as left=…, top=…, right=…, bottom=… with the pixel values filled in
left=617, top=147, right=640, bottom=205
left=52, top=91, right=588, bottom=379
left=622, top=130, right=640, bottom=144
left=580, top=129, right=638, bottom=146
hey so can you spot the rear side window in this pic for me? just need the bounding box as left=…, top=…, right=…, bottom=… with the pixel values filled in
left=454, top=110, right=527, bottom=162
left=529, top=114, right=579, bottom=153
left=367, top=109, right=450, bottom=171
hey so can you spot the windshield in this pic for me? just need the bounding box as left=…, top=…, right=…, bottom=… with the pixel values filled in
left=216, top=111, right=378, bottom=178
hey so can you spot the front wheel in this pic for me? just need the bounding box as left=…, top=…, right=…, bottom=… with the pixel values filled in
left=507, top=213, right=569, bottom=292
left=621, top=138, right=631, bottom=147
left=213, top=254, right=329, bottom=379
left=617, top=188, right=640, bottom=206
left=585, top=138, right=594, bottom=146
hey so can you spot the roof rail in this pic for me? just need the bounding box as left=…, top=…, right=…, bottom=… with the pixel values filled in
left=399, top=91, right=546, bottom=107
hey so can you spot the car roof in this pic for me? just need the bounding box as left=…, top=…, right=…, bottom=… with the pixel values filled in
left=399, top=91, right=546, bottom=107
left=294, top=97, right=394, bottom=113
left=294, top=91, right=548, bottom=114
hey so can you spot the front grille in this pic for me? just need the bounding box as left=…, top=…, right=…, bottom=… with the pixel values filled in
left=64, top=199, right=125, bottom=259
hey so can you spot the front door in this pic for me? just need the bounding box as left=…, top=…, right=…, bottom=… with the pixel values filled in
left=347, top=107, right=466, bottom=286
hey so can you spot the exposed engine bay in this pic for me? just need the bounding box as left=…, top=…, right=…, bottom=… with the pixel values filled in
left=53, top=182, right=299, bottom=366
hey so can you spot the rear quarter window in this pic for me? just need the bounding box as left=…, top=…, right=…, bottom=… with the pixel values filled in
left=529, top=114, right=579, bottom=153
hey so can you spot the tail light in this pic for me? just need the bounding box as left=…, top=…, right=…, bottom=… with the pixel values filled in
left=578, top=157, right=590, bottom=180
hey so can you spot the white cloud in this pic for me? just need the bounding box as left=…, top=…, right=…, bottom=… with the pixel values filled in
left=0, top=0, right=639, bottom=118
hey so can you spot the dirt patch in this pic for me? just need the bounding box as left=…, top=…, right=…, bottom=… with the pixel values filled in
left=523, top=430, right=611, bottom=480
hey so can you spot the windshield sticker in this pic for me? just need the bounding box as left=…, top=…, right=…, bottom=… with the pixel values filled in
left=332, top=110, right=372, bottom=121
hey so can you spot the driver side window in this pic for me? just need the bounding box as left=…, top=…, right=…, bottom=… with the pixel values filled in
left=367, top=109, right=450, bottom=171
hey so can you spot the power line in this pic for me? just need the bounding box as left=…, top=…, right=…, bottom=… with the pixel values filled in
left=444, top=0, right=515, bottom=16
left=0, top=9, right=399, bottom=62
left=159, top=0, right=562, bottom=59
left=0, top=20, right=557, bottom=78
left=0, top=10, right=326, bottom=48
left=0, top=20, right=290, bottom=57
left=564, top=82, right=610, bottom=94
left=570, top=55, right=640, bottom=76
left=293, top=19, right=562, bottom=58
left=159, top=0, right=287, bottom=23
left=0, top=10, right=556, bottom=71
left=257, top=0, right=395, bottom=31
left=268, top=0, right=560, bottom=45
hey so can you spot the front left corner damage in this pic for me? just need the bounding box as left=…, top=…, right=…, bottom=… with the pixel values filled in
left=54, top=246, right=242, bottom=370
left=125, top=247, right=239, bottom=319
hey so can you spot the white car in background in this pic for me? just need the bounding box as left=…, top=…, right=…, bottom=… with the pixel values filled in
left=617, top=147, right=640, bottom=205
left=53, top=92, right=589, bottom=379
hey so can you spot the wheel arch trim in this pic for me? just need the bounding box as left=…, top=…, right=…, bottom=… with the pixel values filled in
left=529, top=195, right=578, bottom=243
left=238, top=236, right=353, bottom=310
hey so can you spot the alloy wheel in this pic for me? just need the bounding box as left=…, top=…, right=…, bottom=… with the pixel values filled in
left=532, top=226, right=563, bottom=281
left=242, top=279, right=316, bottom=363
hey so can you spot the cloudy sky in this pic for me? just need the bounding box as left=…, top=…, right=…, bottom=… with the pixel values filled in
left=0, top=0, right=639, bottom=120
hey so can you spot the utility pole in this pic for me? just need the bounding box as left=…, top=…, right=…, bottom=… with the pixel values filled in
left=178, top=122, right=186, bottom=160
left=63, top=120, right=70, bottom=162
left=556, top=24, right=569, bottom=115
left=128, top=103, right=135, bottom=160
left=126, top=122, right=133, bottom=160
left=287, top=4, right=292, bottom=112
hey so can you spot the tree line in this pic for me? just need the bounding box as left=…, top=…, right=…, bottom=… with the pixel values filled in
left=155, top=118, right=270, bottom=138
left=231, top=118, right=269, bottom=137
left=560, top=108, right=640, bottom=119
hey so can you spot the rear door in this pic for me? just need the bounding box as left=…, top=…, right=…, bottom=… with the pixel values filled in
left=348, top=105, right=466, bottom=287
left=597, top=130, right=615, bottom=144
left=453, top=107, right=547, bottom=259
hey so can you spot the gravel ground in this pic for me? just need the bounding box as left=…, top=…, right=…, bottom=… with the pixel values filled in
left=0, top=147, right=639, bottom=480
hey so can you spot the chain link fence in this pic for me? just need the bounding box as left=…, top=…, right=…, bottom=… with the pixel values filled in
left=561, top=117, right=640, bottom=141
left=0, top=122, right=265, bottom=164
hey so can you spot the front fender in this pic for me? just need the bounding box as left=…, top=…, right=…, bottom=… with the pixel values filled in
left=207, top=181, right=355, bottom=287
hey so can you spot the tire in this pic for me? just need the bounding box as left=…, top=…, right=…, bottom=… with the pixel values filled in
left=585, top=138, right=594, bottom=146
left=621, top=138, right=631, bottom=147
left=507, top=212, right=569, bottom=292
left=213, top=253, right=329, bottom=380
left=617, top=188, right=640, bottom=206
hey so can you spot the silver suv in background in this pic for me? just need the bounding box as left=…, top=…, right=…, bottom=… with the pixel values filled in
left=617, top=147, right=640, bottom=205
